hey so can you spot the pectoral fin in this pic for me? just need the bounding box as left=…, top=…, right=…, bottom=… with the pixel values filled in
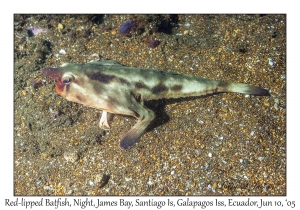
left=99, top=111, right=110, bottom=130
left=120, top=106, right=155, bottom=150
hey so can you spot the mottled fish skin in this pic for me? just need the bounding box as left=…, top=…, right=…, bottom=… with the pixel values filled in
left=43, top=60, right=268, bottom=149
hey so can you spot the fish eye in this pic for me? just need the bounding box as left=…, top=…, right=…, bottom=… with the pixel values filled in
left=62, top=77, right=72, bottom=84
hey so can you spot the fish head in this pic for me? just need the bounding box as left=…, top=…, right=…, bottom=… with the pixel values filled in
left=43, top=63, right=86, bottom=100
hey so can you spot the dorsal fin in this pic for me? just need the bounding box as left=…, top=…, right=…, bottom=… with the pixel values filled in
left=89, top=60, right=123, bottom=67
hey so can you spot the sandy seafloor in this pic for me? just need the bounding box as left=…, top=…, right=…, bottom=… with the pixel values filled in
left=13, top=14, right=286, bottom=196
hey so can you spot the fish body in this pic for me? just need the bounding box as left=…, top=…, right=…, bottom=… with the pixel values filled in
left=43, top=60, right=268, bottom=149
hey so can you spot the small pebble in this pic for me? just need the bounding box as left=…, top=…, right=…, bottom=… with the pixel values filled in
left=58, top=23, right=64, bottom=31
left=125, top=177, right=132, bottom=182
left=205, top=163, right=210, bottom=169
left=97, top=174, right=109, bottom=188
left=245, top=160, right=250, bottom=165
left=66, top=118, right=73, bottom=126
left=64, top=149, right=79, bottom=163
left=59, top=49, right=66, bottom=54
left=268, top=58, right=274, bottom=67
left=119, top=20, right=136, bottom=35
left=258, top=157, right=264, bottom=161
left=183, top=30, right=189, bottom=35
left=274, top=98, right=280, bottom=110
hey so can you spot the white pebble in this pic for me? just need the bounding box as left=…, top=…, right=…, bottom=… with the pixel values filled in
left=258, top=157, right=264, bottom=161
left=268, top=58, right=274, bottom=67
left=125, top=177, right=132, bottom=182
left=59, top=49, right=66, bottom=54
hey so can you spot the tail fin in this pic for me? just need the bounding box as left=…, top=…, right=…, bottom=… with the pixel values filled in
left=226, top=82, right=269, bottom=96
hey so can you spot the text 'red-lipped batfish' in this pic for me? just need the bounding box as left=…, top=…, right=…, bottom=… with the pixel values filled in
left=43, top=60, right=268, bottom=149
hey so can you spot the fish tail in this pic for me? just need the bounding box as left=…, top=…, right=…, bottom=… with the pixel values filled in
left=223, top=82, right=269, bottom=96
